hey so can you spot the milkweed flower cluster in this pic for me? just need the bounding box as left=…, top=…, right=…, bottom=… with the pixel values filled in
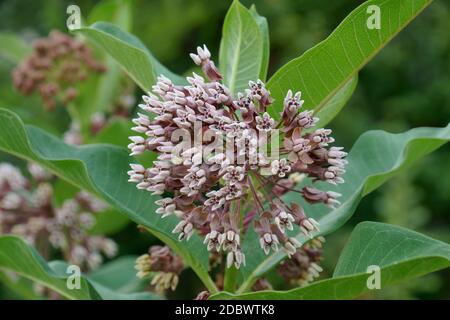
left=135, top=245, right=183, bottom=291
left=127, top=45, right=347, bottom=269
left=0, top=162, right=117, bottom=270
left=12, top=31, right=105, bottom=109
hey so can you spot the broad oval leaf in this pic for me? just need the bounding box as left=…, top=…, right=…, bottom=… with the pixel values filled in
left=211, top=222, right=450, bottom=299
left=266, top=0, right=433, bottom=124
left=75, top=22, right=186, bottom=91
left=219, top=0, right=264, bottom=95
left=238, top=122, right=450, bottom=292
left=0, top=235, right=98, bottom=300
left=0, top=108, right=217, bottom=293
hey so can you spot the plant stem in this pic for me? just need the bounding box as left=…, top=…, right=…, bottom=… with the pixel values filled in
left=223, top=265, right=238, bottom=292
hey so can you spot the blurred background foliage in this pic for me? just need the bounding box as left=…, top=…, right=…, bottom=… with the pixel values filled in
left=0, top=0, right=449, bottom=299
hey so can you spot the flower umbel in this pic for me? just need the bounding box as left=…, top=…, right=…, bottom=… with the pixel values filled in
left=127, top=45, right=347, bottom=269
left=12, top=31, right=105, bottom=109
left=135, top=245, right=183, bottom=291
left=278, top=236, right=325, bottom=286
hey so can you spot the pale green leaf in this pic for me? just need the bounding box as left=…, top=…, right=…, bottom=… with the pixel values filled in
left=219, top=1, right=264, bottom=95
left=87, top=0, right=132, bottom=28
left=0, top=271, right=40, bottom=300
left=0, top=235, right=100, bottom=300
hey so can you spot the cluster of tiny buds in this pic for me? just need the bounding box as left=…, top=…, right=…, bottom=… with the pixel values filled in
left=0, top=162, right=117, bottom=270
left=252, top=278, right=273, bottom=292
left=135, top=245, right=184, bottom=292
left=12, top=31, right=105, bottom=109
left=278, top=236, right=325, bottom=286
left=127, top=44, right=347, bottom=268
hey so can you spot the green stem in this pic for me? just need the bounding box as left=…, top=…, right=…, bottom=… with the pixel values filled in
left=223, top=265, right=238, bottom=292
left=202, top=274, right=220, bottom=295
left=144, top=227, right=219, bottom=294
left=67, top=103, right=90, bottom=142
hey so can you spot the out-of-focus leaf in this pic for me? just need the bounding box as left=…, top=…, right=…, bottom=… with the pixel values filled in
left=0, top=108, right=217, bottom=293
left=87, top=0, right=132, bottom=27
left=70, top=0, right=133, bottom=134
left=90, top=118, right=131, bottom=147
left=219, top=1, right=264, bottom=95
left=0, top=271, right=40, bottom=300
left=238, top=123, right=450, bottom=292
left=211, top=222, right=450, bottom=299
left=266, top=0, right=433, bottom=125
left=89, top=208, right=130, bottom=235
left=0, top=235, right=100, bottom=300
left=0, top=32, right=31, bottom=63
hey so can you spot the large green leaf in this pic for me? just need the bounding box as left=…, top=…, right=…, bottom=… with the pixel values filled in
left=48, top=261, right=161, bottom=300
left=266, top=0, right=432, bottom=123
left=219, top=1, right=264, bottom=95
left=0, top=108, right=217, bottom=293
left=87, top=0, right=132, bottom=27
left=0, top=235, right=100, bottom=300
left=0, top=271, right=41, bottom=300
left=87, top=256, right=146, bottom=293
left=237, top=123, right=450, bottom=292
left=211, top=222, right=450, bottom=299
left=75, top=22, right=186, bottom=92
left=0, top=235, right=159, bottom=300
left=89, top=208, right=130, bottom=235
